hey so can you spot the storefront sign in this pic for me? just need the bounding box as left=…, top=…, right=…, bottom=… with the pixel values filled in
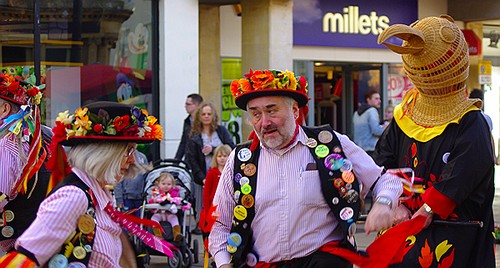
left=293, top=0, right=418, bottom=48
left=387, top=74, right=413, bottom=105
left=479, top=60, right=492, bottom=85
left=462, top=29, right=481, bottom=56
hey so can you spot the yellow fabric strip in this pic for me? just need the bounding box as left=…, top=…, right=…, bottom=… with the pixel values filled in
left=394, top=104, right=480, bottom=142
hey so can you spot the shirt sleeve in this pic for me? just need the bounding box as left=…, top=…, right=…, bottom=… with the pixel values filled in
left=114, top=181, right=124, bottom=205
left=209, top=150, right=236, bottom=267
left=0, top=137, right=25, bottom=211
left=338, top=132, right=402, bottom=205
left=369, top=108, right=385, bottom=137
left=15, top=185, right=88, bottom=266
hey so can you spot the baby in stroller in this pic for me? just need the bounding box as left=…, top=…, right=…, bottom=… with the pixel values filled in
left=148, top=172, right=184, bottom=241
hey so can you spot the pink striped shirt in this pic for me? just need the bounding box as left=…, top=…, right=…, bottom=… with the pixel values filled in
left=0, top=133, right=29, bottom=252
left=16, top=167, right=122, bottom=267
left=209, top=128, right=402, bottom=266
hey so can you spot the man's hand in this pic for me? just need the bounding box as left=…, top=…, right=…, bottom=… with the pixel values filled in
left=364, top=202, right=394, bottom=234
left=411, top=204, right=433, bottom=228
left=393, top=204, right=412, bottom=225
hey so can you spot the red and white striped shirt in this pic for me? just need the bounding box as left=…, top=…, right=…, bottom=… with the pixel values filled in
left=16, top=167, right=122, bottom=267
left=209, top=128, right=402, bottom=266
left=0, top=133, right=29, bottom=252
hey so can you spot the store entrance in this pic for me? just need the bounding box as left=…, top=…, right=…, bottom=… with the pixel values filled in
left=314, top=63, right=384, bottom=138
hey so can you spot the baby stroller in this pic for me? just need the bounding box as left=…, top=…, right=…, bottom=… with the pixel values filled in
left=135, top=159, right=199, bottom=268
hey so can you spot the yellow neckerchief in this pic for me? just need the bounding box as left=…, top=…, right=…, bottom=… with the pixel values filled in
left=394, top=104, right=480, bottom=142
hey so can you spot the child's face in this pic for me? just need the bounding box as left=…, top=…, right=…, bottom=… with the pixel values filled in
left=217, top=152, right=229, bottom=167
left=158, top=177, right=173, bottom=192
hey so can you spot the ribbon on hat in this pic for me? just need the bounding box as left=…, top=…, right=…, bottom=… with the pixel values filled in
left=104, top=203, right=177, bottom=258
left=400, top=88, right=419, bottom=120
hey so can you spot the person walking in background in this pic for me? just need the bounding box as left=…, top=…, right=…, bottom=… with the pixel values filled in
left=0, top=75, right=51, bottom=253
left=383, top=104, right=394, bottom=125
left=186, top=103, right=235, bottom=235
left=352, top=89, right=386, bottom=156
left=175, top=93, right=203, bottom=161
left=209, top=69, right=402, bottom=268
left=370, top=15, right=495, bottom=267
left=114, top=150, right=151, bottom=217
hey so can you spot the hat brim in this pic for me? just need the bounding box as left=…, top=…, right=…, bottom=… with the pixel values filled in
left=60, top=135, right=157, bottom=146
left=235, top=88, right=309, bottom=110
left=0, top=95, right=25, bottom=105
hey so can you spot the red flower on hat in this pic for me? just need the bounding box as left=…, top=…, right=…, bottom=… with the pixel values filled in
left=114, top=115, right=130, bottom=132
left=122, top=125, right=139, bottom=136
left=93, top=124, right=104, bottom=134
left=250, top=70, right=274, bottom=90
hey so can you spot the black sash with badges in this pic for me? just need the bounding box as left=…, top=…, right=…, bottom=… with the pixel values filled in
left=229, top=125, right=361, bottom=266
left=45, top=173, right=97, bottom=267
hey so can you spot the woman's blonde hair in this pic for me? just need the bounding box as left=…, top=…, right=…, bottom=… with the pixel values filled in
left=190, top=102, right=219, bottom=137
left=211, top=144, right=232, bottom=168
left=67, top=142, right=134, bottom=185
left=155, top=172, right=175, bottom=186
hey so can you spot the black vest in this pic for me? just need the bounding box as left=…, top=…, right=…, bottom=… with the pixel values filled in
left=229, top=125, right=361, bottom=266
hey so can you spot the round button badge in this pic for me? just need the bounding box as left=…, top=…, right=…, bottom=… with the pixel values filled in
left=48, top=254, right=68, bottom=268
left=73, top=246, right=87, bottom=260
left=1, top=226, right=14, bottom=238
left=315, top=145, right=329, bottom=158
left=241, top=194, right=255, bottom=208
left=77, top=214, right=95, bottom=235
left=227, top=245, right=237, bottom=253
left=241, top=184, right=252, bottom=195
left=339, top=207, right=354, bottom=221
left=305, top=138, right=318, bottom=148
left=340, top=159, right=353, bottom=172
left=237, top=148, right=252, bottom=162
left=239, top=177, right=250, bottom=186
left=318, top=130, right=333, bottom=144
left=67, top=262, right=87, bottom=268
left=243, top=163, right=257, bottom=177
left=234, top=205, right=248, bottom=221
left=228, top=232, right=243, bottom=247
left=342, top=170, right=355, bottom=184
left=324, top=153, right=344, bottom=171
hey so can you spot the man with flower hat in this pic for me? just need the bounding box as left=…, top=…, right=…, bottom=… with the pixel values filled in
left=368, top=15, right=495, bottom=267
left=0, top=73, right=50, bottom=253
left=208, top=69, right=403, bottom=268
left=0, top=101, right=175, bottom=267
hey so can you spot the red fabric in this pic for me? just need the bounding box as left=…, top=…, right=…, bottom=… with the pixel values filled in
left=421, top=186, right=456, bottom=218
left=199, top=167, right=221, bottom=231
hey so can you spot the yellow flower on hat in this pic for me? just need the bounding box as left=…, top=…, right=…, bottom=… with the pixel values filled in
left=56, top=111, right=73, bottom=125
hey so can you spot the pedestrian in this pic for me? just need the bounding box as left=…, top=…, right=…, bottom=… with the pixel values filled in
left=0, top=74, right=51, bottom=253
left=186, top=102, right=235, bottom=235
left=0, top=101, right=175, bottom=267
left=370, top=15, right=495, bottom=267
left=383, top=105, right=394, bottom=125
left=352, top=89, right=386, bottom=156
left=209, top=69, right=402, bottom=268
left=114, top=150, right=151, bottom=218
left=175, top=93, right=203, bottom=161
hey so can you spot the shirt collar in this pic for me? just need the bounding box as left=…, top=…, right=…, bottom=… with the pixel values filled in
left=72, top=167, right=113, bottom=210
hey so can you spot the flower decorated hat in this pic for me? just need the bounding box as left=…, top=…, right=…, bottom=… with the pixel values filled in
left=52, top=101, right=163, bottom=146
left=231, top=69, right=309, bottom=110
left=0, top=73, right=42, bottom=106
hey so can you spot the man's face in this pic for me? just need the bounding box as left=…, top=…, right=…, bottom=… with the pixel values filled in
left=185, top=97, right=199, bottom=115
left=367, top=93, right=381, bottom=109
left=247, top=96, right=298, bottom=150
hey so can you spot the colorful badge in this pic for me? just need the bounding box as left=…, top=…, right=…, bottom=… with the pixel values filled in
left=324, top=153, right=344, bottom=171
left=339, top=207, right=354, bottom=221
left=239, top=177, right=250, bottom=186
left=333, top=178, right=344, bottom=189
left=340, top=159, right=353, bottom=172
left=243, top=163, right=257, bottom=177
left=238, top=148, right=252, bottom=162
left=1, top=226, right=13, bottom=238
left=227, top=245, right=237, bottom=253
left=315, top=144, right=329, bottom=158
left=77, top=214, right=95, bottom=235
left=241, top=194, right=255, bottom=208
left=318, top=130, right=333, bottom=144
left=241, top=184, right=252, bottom=195
left=73, top=246, right=87, bottom=260
left=228, top=232, right=243, bottom=247
left=3, top=210, right=14, bottom=222
left=234, top=190, right=241, bottom=202
left=442, top=152, right=450, bottom=164
left=48, top=254, right=68, bottom=268
left=68, top=262, right=87, bottom=268
left=333, top=146, right=342, bottom=153
left=344, top=189, right=359, bottom=204
left=342, top=170, right=355, bottom=184
left=332, top=197, right=339, bottom=205
left=246, top=253, right=258, bottom=267
left=305, top=138, right=318, bottom=148
left=234, top=205, right=248, bottom=221
left=348, top=223, right=357, bottom=237
left=234, top=173, right=243, bottom=183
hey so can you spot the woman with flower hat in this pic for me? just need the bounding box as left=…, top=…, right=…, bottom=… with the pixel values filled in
left=0, top=73, right=50, bottom=253
left=0, top=102, right=175, bottom=268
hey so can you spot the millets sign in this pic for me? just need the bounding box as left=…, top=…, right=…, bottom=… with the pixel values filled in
left=293, top=0, right=418, bottom=48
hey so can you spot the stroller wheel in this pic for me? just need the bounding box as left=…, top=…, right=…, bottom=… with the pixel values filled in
left=181, top=247, right=193, bottom=268
left=168, top=250, right=183, bottom=268
left=193, top=239, right=199, bottom=264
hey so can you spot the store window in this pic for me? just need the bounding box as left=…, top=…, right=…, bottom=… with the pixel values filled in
left=0, top=0, right=158, bottom=157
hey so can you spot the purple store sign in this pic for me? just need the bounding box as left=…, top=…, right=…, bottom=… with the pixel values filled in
left=293, top=0, right=418, bottom=48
